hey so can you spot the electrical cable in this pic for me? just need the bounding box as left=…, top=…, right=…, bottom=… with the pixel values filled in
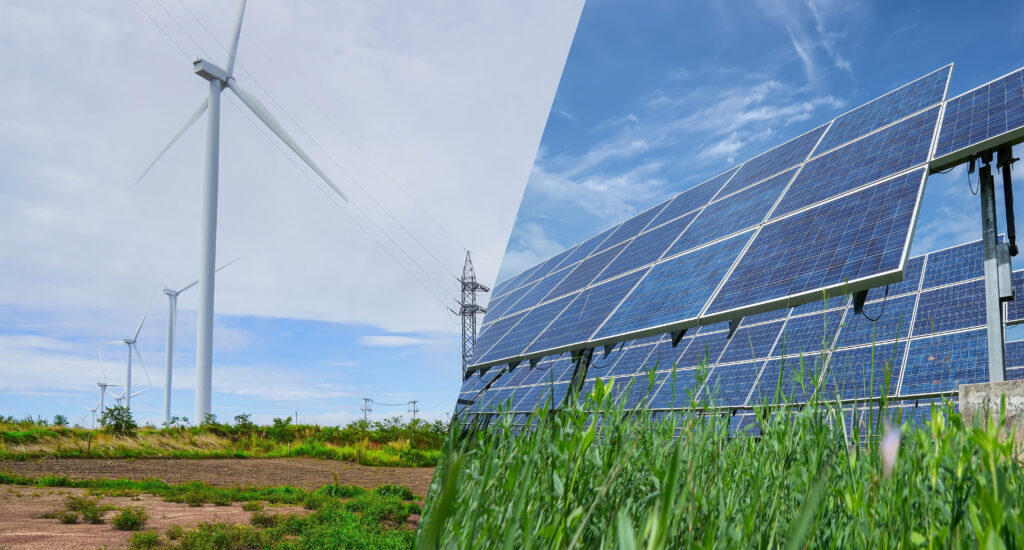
left=860, top=284, right=889, bottom=323
left=968, top=165, right=979, bottom=195
left=131, top=0, right=193, bottom=61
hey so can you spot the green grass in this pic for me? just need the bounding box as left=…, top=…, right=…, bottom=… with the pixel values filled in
left=417, top=372, right=1024, bottom=548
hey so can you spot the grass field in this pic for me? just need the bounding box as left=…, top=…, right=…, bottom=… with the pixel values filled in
left=417, top=371, right=1024, bottom=548
left=0, top=415, right=445, bottom=468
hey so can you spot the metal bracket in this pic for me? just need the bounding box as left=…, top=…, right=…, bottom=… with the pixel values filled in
left=528, top=358, right=539, bottom=369
left=456, top=398, right=474, bottom=405
left=998, top=243, right=1014, bottom=301
left=728, top=318, right=741, bottom=338
left=671, top=329, right=687, bottom=347
left=852, top=290, right=869, bottom=315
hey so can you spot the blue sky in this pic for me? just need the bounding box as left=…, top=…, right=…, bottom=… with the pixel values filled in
left=499, top=0, right=1024, bottom=282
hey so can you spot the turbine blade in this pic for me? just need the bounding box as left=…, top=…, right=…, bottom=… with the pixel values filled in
left=226, top=80, right=349, bottom=203
left=131, top=389, right=147, bottom=398
left=224, top=0, right=247, bottom=76
left=103, top=341, right=125, bottom=345
left=176, top=255, right=241, bottom=294
left=133, top=98, right=208, bottom=186
left=133, top=344, right=153, bottom=386
left=134, top=303, right=151, bottom=341
left=136, top=248, right=170, bottom=289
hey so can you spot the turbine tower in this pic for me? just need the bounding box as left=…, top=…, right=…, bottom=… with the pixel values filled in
left=453, top=252, right=489, bottom=377
left=97, top=380, right=121, bottom=414
left=136, top=0, right=347, bottom=421
left=103, top=306, right=151, bottom=411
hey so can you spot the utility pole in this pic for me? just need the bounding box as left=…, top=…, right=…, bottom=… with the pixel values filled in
left=361, top=398, right=372, bottom=422
left=451, top=252, right=489, bottom=378
left=409, top=400, right=419, bottom=421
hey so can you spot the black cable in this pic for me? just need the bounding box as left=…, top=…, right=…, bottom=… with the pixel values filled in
left=968, top=166, right=979, bottom=195
left=586, top=342, right=626, bottom=370
left=860, top=284, right=889, bottom=322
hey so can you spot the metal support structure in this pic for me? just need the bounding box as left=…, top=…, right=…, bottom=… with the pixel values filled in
left=979, top=158, right=1007, bottom=382
left=453, top=252, right=489, bottom=378
left=563, top=348, right=594, bottom=407
left=163, top=290, right=177, bottom=425
left=361, top=398, right=372, bottom=422
left=999, top=146, right=1020, bottom=256
left=409, top=400, right=419, bottom=421
left=125, top=344, right=133, bottom=410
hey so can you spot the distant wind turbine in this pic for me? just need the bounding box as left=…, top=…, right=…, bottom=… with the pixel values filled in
left=144, top=256, right=240, bottom=425
left=103, top=306, right=152, bottom=411
left=135, top=0, right=347, bottom=421
left=97, top=379, right=121, bottom=414
left=83, top=404, right=99, bottom=430
left=114, top=388, right=148, bottom=408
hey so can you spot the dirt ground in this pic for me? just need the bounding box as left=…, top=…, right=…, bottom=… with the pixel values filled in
left=0, top=457, right=436, bottom=497
left=0, top=485, right=308, bottom=549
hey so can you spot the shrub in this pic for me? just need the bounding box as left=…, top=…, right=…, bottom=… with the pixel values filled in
left=99, top=405, right=138, bottom=437
left=233, top=413, right=255, bottom=431
left=267, top=417, right=295, bottom=445
left=241, top=501, right=263, bottom=512
left=52, top=415, right=68, bottom=426
left=316, top=483, right=366, bottom=499
left=343, top=492, right=409, bottom=525
left=112, top=505, right=148, bottom=530
left=57, top=510, right=77, bottom=524
left=127, top=530, right=161, bottom=549
left=249, top=510, right=279, bottom=528
left=165, top=524, right=185, bottom=540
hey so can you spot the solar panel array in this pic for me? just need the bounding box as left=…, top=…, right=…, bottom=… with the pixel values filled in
left=459, top=239, right=1002, bottom=427
left=932, top=67, right=1024, bottom=171
left=474, top=65, right=953, bottom=371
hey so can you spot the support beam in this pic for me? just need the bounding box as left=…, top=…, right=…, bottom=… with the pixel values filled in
left=980, top=162, right=1007, bottom=382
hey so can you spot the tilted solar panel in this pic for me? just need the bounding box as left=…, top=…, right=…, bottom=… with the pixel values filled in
left=932, top=68, right=1024, bottom=171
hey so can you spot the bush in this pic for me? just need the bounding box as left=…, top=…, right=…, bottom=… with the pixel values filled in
left=112, top=505, right=148, bottom=530
left=99, top=405, right=138, bottom=437
left=165, top=524, right=185, bottom=540
left=267, top=417, right=295, bottom=445
left=127, top=531, right=161, bottom=549
left=316, top=483, right=366, bottom=499
left=233, top=413, right=255, bottom=431
left=343, top=492, right=409, bottom=525
left=249, top=510, right=279, bottom=528
left=373, top=484, right=415, bottom=500
left=241, top=501, right=263, bottom=512
left=52, top=414, right=68, bottom=426
left=57, top=510, right=77, bottom=524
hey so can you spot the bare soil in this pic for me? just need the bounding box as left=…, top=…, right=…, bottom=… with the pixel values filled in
left=0, top=485, right=308, bottom=549
left=0, top=457, right=436, bottom=496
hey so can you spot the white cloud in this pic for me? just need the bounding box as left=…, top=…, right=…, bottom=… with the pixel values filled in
left=359, top=335, right=432, bottom=347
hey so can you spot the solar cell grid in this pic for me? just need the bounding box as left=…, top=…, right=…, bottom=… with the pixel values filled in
left=597, top=202, right=669, bottom=253
left=475, top=293, right=576, bottom=364
left=899, top=329, right=987, bottom=395
left=649, top=368, right=702, bottom=409
left=482, top=281, right=537, bottom=322
left=602, top=342, right=657, bottom=377
left=697, top=321, right=731, bottom=334
left=527, top=269, right=648, bottom=355
left=701, top=361, right=763, bottom=406
left=748, top=355, right=826, bottom=405
left=921, top=240, right=985, bottom=288
left=516, top=245, right=581, bottom=290
left=773, top=112, right=936, bottom=219
left=472, top=311, right=527, bottom=363
left=912, top=280, right=985, bottom=336
left=820, top=342, right=906, bottom=400
left=596, top=231, right=750, bottom=340
left=817, top=66, right=949, bottom=154
left=594, top=212, right=697, bottom=284
left=551, top=225, right=619, bottom=276
left=708, top=172, right=921, bottom=318
left=504, top=267, right=574, bottom=317
left=666, top=168, right=794, bottom=257
left=716, top=320, right=784, bottom=364
left=544, top=241, right=628, bottom=302
left=774, top=311, right=844, bottom=359
left=934, top=68, right=1024, bottom=165
left=716, top=124, right=828, bottom=198
left=647, top=167, right=739, bottom=229
left=867, top=255, right=924, bottom=301
left=625, top=374, right=662, bottom=409
left=1007, top=270, right=1024, bottom=324
left=644, top=336, right=687, bottom=370
left=1006, top=340, right=1024, bottom=380
left=676, top=331, right=729, bottom=368
left=836, top=294, right=916, bottom=348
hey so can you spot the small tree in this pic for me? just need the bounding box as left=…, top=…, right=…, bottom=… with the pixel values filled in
left=53, top=414, right=68, bottom=426
left=99, top=405, right=138, bottom=436
left=234, top=413, right=255, bottom=431
left=268, top=417, right=295, bottom=445
left=200, top=413, right=219, bottom=427
left=162, top=416, right=189, bottom=429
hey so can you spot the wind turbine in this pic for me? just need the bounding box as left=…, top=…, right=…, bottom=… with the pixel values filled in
left=83, top=404, right=99, bottom=430
left=148, top=257, right=240, bottom=425
left=114, top=388, right=149, bottom=408
left=135, top=0, right=347, bottom=421
left=97, top=380, right=121, bottom=414
left=103, top=306, right=152, bottom=411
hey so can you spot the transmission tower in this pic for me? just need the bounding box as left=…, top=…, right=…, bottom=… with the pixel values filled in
left=409, top=400, right=419, bottom=421
left=451, top=252, right=489, bottom=378
left=360, top=398, right=372, bottom=422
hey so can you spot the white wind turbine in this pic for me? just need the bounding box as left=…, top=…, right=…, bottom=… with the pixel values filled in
left=114, top=388, right=149, bottom=408
left=83, top=404, right=99, bottom=430
left=97, top=379, right=121, bottom=414
left=150, top=257, right=239, bottom=425
left=103, top=307, right=152, bottom=411
left=135, top=0, right=348, bottom=421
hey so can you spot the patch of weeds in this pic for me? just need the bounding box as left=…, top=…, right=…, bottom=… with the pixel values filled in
left=112, top=505, right=148, bottom=531
left=343, top=492, right=409, bottom=525
left=373, top=483, right=415, bottom=500
left=406, top=502, right=422, bottom=516
left=249, top=510, right=279, bottom=528
left=211, top=493, right=231, bottom=506
left=57, top=510, right=78, bottom=524
left=165, top=524, right=185, bottom=540
left=171, top=522, right=269, bottom=549
left=315, top=483, right=365, bottom=499
left=127, top=530, right=161, bottom=549
left=241, top=501, right=263, bottom=512
left=303, top=491, right=334, bottom=510
left=183, top=490, right=205, bottom=507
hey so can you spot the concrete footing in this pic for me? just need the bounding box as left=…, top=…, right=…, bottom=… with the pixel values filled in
left=959, top=379, right=1024, bottom=442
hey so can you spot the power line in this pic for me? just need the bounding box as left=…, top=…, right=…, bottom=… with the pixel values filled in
left=131, top=0, right=193, bottom=61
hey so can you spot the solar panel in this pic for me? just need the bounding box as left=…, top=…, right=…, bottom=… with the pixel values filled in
left=921, top=240, right=985, bottom=288
left=1004, top=270, right=1024, bottom=324
left=898, top=329, right=988, bottom=395
left=715, top=124, right=827, bottom=198
left=701, top=361, right=763, bottom=406
left=594, top=212, right=698, bottom=284
left=1007, top=340, right=1024, bottom=380
left=912, top=280, right=986, bottom=335
left=647, top=167, right=738, bottom=229
left=819, top=342, right=906, bottom=400
left=933, top=68, right=1024, bottom=171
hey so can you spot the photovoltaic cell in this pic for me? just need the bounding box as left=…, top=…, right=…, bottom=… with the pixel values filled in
left=773, top=112, right=937, bottom=218
left=647, top=167, right=739, bottom=229
left=475, top=293, right=577, bottom=364
left=748, top=356, right=825, bottom=405
left=934, top=68, right=1024, bottom=163
left=504, top=267, right=574, bottom=317
left=716, top=124, right=827, bottom=198
left=649, top=368, right=702, bottom=409
left=666, top=168, right=794, bottom=257
left=603, top=341, right=658, bottom=377
left=921, top=240, right=985, bottom=288
left=708, top=173, right=921, bottom=317
left=594, top=212, right=697, bottom=284
left=701, top=361, right=762, bottom=406
left=775, top=312, right=843, bottom=358
left=697, top=321, right=731, bottom=334
left=1008, top=270, right=1024, bottom=324
left=819, top=342, right=906, bottom=400
left=483, top=280, right=538, bottom=321
left=716, top=321, right=783, bottom=364
left=645, top=336, right=687, bottom=370
left=545, top=242, right=628, bottom=301
left=597, top=202, right=669, bottom=253
left=1007, top=340, right=1024, bottom=380
left=912, top=280, right=985, bottom=336
left=516, top=245, right=581, bottom=289
left=527, top=270, right=648, bottom=355
left=491, top=263, right=543, bottom=300
left=867, top=255, right=924, bottom=301
left=817, top=66, right=949, bottom=153
left=472, top=311, right=527, bottom=361
left=554, top=225, right=618, bottom=274
left=596, top=232, right=751, bottom=340
left=676, top=331, right=729, bottom=368
left=899, top=329, right=987, bottom=395
left=835, top=294, right=916, bottom=348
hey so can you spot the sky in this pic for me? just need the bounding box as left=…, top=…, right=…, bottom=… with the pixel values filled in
left=499, top=1, right=1024, bottom=291
left=0, top=0, right=583, bottom=426
left=4, top=1, right=1024, bottom=428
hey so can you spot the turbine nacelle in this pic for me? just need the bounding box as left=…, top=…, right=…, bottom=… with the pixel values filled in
left=194, top=59, right=230, bottom=83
